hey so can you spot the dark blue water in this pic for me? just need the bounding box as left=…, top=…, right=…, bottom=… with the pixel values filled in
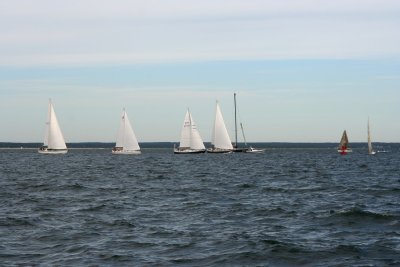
left=1, top=147, right=400, bottom=266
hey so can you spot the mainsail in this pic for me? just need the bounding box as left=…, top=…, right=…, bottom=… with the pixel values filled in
left=211, top=101, right=233, bottom=150
left=339, top=130, right=349, bottom=149
left=174, top=109, right=206, bottom=154
left=39, top=99, right=67, bottom=153
left=337, top=130, right=352, bottom=154
left=114, top=109, right=140, bottom=152
left=178, top=110, right=205, bottom=151
left=47, top=102, right=67, bottom=150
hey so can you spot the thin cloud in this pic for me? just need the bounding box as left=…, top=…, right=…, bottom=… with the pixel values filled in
left=0, top=0, right=399, bottom=66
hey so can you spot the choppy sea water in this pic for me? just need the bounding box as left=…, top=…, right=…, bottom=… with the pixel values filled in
left=1, top=147, right=399, bottom=266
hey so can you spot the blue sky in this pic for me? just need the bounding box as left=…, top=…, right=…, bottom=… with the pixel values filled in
left=0, top=0, right=399, bottom=142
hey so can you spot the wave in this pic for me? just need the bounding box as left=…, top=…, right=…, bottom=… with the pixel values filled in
left=78, top=204, right=108, bottom=212
left=336, top=208, right=397, bottom=221
left=0, top=216, right=41, bottom=227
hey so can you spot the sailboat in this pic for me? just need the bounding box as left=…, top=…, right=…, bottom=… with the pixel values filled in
left=367, top=118, right=376, bottom=155
left=337, top=130, right=352, bottom=154
left=207, top=101, right=233, bottom=153
left=232, top=93, right=265, bottom=153
left=112, top=109, right=141, bottom=154
left=174, top=109, right=206, bottom=154
left=38, top=99, right=68, bottom=154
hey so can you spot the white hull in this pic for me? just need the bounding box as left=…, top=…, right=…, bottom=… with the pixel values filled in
left=112, top=150, right=141, bottom=155
left=369, top=151, right=377, bottom=155
left=174, top=148, right=206, bottom=154
left=38, top=149, right=68, bottom=154
left=245, top=147, right=265, bottom=153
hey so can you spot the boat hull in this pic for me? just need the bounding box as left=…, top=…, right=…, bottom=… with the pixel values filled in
left=38, top=148, right=68, bottom=154
left=232, top=148, right=248, bottom=153
left=112, top=150, right=141, bottom=155
left=174, top=149, right=206, bottom=154
left=338, top=149, right=352, bottom=153
left=206, top=148, right=232, bottom=154
left=245, top=147, right=265, bottom=153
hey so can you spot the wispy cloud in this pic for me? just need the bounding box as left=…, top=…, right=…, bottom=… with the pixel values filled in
left=1, top=0, right=399, bottom=67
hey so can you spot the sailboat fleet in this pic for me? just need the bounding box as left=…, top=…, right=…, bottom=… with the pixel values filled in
left=36, top=98, right=383, bottom=155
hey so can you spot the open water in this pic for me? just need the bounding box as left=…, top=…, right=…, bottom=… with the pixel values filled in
left=1, top=147, right=400, bottom=266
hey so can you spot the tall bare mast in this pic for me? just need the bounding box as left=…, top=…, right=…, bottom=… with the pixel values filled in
left=234, top=92, right=238, bottom=148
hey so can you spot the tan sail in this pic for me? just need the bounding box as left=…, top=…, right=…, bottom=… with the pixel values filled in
left=338, top=130, right=352, bottom=153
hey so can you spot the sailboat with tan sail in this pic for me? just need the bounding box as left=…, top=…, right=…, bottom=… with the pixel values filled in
left=337, top=130, right=352, bottom=154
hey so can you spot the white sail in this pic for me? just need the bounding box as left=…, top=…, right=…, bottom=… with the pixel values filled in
left=368, top=118, right=376, bottom=155
left=211, top=101, right=233, bottom=150
left=39, top=100, right=67, bottom=153
left=114, top=109, right=140, bottom=153
left=179, top=110, right=192, bottom=149
left=188, top=111, right=205, bottom=150
left=175, top=109, right=205, bottom=153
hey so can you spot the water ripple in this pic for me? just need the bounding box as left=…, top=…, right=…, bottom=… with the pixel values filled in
left=0, top=148, right=399, bottom=266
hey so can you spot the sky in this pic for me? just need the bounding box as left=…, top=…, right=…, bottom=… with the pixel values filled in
left=0, top=0, right=399, bottom=143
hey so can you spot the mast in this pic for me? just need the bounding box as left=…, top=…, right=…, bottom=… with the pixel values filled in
left=234, top=93, right=238, bottom=148
left=368, top=117, right=373, bottom=154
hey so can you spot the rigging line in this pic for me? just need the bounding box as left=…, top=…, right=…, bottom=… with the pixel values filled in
left=240, top=122, right=248, bottom=147
left=235, top=100, right=247, bottom=144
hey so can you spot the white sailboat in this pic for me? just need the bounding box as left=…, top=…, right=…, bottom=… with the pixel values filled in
left=112, top=109, right=141, bottom=154
left=337, top=130, right=352, bottom=154
left=207, top=101, right=233, bottom=153
left=174, top=109, right=206, bottom=154
left=368, top=118, right=376, bottom=155
left=38, top=99, right=68, bottom=154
